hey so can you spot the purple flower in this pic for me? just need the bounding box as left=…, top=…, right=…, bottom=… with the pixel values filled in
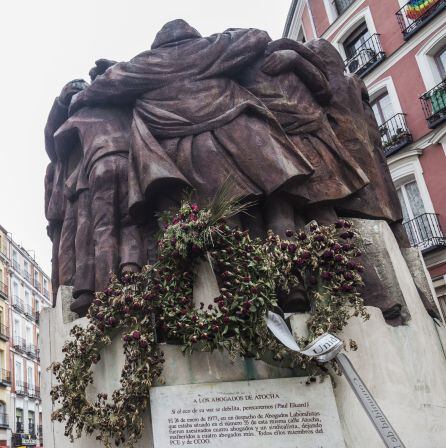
left=285, top=230, right=294, bottom=237
left=301, top=250, right=311, bottom=260
left=322, top=250, right=334, bottom=260
left=288, top=243, right=297, bottom=254
left=132, top=331, right=141, bottom=340
left=297, top=232, right=307, bottom=241
left=343, top=271, right=354, bottom=281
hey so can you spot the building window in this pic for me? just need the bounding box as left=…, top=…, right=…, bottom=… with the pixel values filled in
left=333, top=0, right=356, bottom=16
left=12, top=282, right=19, bottom=304
left=397, top=178, right=446, bottom=250
left=343, top=23, right=385, bottom=78
left=370, top=91, right=412, bottom=155
left=344, top=23, right=370, bottom=59
left=15, top=360, right=22, bottom=388
left=434, top=45, right=446, bottom=79
left=15, top=408, right=23, bottom=433
left=371, top=92, right=395, bottom=126
left=0, top=401, right=6, bottom=427
left=28, top=410, right=35, bottom=435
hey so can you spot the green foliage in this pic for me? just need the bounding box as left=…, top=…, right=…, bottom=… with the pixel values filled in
left=51, top=197, right=368, bottom=448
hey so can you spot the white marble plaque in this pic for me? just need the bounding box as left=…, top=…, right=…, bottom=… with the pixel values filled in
left=150, top=377, right=346, bottom=448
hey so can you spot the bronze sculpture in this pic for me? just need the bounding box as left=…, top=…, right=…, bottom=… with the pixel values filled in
left=44, top=20, right=415, bottom=321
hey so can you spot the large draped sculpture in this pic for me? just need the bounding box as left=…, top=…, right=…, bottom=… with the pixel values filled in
left=44, top=20, right=412, bottom=320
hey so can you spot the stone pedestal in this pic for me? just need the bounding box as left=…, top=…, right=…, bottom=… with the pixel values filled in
left=40, top=220, right=446, bottom=448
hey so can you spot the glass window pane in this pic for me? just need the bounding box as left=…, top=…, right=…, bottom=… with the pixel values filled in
left=435, top=46, right=446, bottom=78
left=379, top=94, right=394, bottom=122
left=397, top=188, right=410, bottom=221
left=405, top=180, right=426, bottom=217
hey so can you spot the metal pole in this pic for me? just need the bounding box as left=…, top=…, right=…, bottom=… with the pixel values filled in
left=335, top=353, right=406, bottom=448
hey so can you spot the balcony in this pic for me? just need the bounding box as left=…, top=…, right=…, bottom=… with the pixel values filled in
left=0, top=369, right=11, bottom=387
left=27, top=385, right=40, bottom=400
left=12, top=432, right=38, bottom=447
left=15, top=382, right=40, bottom=400
left=379, top=113, right=413, bottom=156
left=345, top=34, right=385, bottom=78
left=0, top=413, right=8, bottom=429
left=420, top=80, right=446, bottom=128
left=15, top=382, right=26, bottom=396
left=403, top=213, right=446, bottom=252
left=12, top=296, right=25, bottom=314
left=13, top=336, right=27, bottom=353
left=0, top=323, right=9, bottom=342
left=26, top=344, right=39, bottom=360
left=333, top=0, right=356, bottom=15
left=0, top=281, right=7, bottom=301
left=396, top=0, right=446, bottom=40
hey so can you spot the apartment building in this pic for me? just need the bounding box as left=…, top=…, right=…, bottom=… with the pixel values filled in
left=284, top=0, right=446, bottom=313
left=0, top=228, right=11, bottom=447
left=0, top=225, right=51, bottom=447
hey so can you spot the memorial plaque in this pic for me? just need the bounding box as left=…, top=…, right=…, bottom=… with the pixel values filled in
left=150, top=377, right=346, bottom=447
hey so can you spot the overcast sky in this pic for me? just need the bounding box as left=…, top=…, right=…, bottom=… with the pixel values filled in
left=0, top=0, right=291, bottom=275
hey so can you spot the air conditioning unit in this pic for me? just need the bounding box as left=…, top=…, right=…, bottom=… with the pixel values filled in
left=347, top=48, right=377, bottom=74
left=347, top=57, right=360, bottom=74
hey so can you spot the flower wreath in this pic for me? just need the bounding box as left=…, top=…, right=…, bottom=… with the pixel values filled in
left=51, top=194, right=369, bottom=448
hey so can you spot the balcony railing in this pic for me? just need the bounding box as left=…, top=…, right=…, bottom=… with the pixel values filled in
left=420, top=80, right=446, bottom=128
left=15, top=382, right=26, bottom=395
left=27, top=344, right=39, bottom=360
left=12, top=296, right=25, bottom=313
left=0, top=323, right=9, bottom=342
left=23, top=271, right=31, bottom=283
left=15, top=382, right=40, bottom=399
left=0, top=369, right=11, bottom=386
left=13, top=336, right=27, bottom=353
left=396, top=0, right=446, bottom=39
left=379, top=113, right=413, bottom=156
left=333, top=0, right=356, bottom=15
left=345, top=34, right=385, bottom=78
left=0, top=413, right=8, bottom=428
left=43, top=288, right=49, bottom=299
left=403, top=213, right=446, bottom=252
left=0, top=281, right=7, bottom=300
left=27, top=385, right=40, bottom=399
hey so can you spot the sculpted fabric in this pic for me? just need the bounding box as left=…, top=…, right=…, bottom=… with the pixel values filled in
left=44, top=21, right=410, bottom=321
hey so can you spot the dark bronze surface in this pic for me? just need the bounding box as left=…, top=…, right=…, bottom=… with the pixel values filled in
left=44, top=21, right=408, bottom=319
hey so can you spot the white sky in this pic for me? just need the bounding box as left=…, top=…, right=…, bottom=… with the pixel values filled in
left=0, top=0, right=291, bottom=275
